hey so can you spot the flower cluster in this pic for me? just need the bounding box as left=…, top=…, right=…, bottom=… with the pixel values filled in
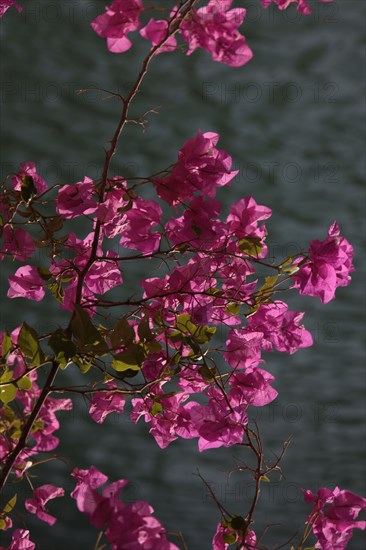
left=0, top=0, right=22, bottom=18
left=0, top=327, right=72, bottom=477
left=0, top=0, right=361, bottom=549
left=71, top=466, right=179, bottom=549
left=92, top=0, right=253, bottom=66
left=261, top=0, right=333, bottom=16
left=303, top=487, right=366, bottom=549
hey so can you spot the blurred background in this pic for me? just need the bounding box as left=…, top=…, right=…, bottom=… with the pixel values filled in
left=1, top=0, right=365, bottom=548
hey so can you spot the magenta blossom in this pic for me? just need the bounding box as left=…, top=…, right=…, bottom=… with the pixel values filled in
left=213, top=521, right=257, bottom=550
left=140, top=18, right=177, bottom=53
left=247, top=300, right=313, bottom=354
left=227, top=196, right=272, bottom=257
left=25, top=484, right=64, bottom=526
left=56, top=177, right=97, bottom=219
left=11, top=162, right=47, bottom=195
left=154, top=131, right=238, bottom=205
left=224, top=329, right=264, bottom=370
left=230, top=368, right=278, bottom=407
left=181, top=0, right=253, bottom=67
left=91, top=0, right=144, bottom=53
left=0, top=529, right=35, bottom=550
left=303, top=486, right=366, bottom=549
left=0, top=0, right=22, bottom=17
left=0, top=227, right=35, bottom=262
left=118, top=198, right=162, bottom=254
left=89, top=383, right=126, bottom=424
left=7, top=265, right=46, bottom=301
left=71, top=466, right=179, bottom=549
left=292, top=222, right=354, bottom=303
left=261, top=0, right=333, bottom=15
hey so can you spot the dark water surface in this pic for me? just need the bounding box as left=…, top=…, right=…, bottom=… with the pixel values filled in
left=1, top=1, right=365, bottom=548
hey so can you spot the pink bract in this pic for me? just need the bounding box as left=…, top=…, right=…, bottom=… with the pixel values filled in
left=7, top=265, right=46, bottom=302
left=91, top=0, right=144, bottom=53
left=292, top=222, right=354, bottom=303
left=25, top=484, right=65, bottom=526
left=303, top=487, right=366, bottom=550
left=0, top=530, right=35, bottom=550
left=180, top=0, right=253, bottom=67
left=0, top=0, right=22, bottom=18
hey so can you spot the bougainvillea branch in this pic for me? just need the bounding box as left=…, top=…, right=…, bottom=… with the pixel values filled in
left=1, top=1, right=364, bottom=549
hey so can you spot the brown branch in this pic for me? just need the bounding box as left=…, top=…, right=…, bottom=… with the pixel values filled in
left=0, top=361, right=59, bottom=493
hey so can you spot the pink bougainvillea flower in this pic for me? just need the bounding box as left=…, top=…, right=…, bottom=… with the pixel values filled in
left=165, top=196, right=226, bottom=250
left=56, top=177, right=97, bottom=219
left=11, top=162, right=47, bottom=195
left=0, top=226, right=35, bottom=261
left=31, top=396, right=72, bottom=453
left=7, top=265, right=46, bottom=301
left=227, top=196, right=272, bottom=257
left=0, top=0, right=22, bottom=17
left=84, top=256, right=123, bottom=295
left=179, top=387, right=248, bottom=451
left=131, top=385, right=190, bottom=449
left=91, top=0, right=144, bottom=53
left=292, top=222, right=354, bottom=303
left=25, top=484, right=64, bottom=526
left=0, top=529, right=35, bottom=550
left=224, top=328, right=264, bottom=370
left=155, top=131, right=238, bottom=205
left=140, top=18, right=177, bottom=53
left=71, top=467, right=179, bottom=549
left=118, top=198, right=162, bottom=254
left=261, top=0, right=333, bottom=15
left=178, top=364, right=210, bottom=394
left=89, top=383, right=126, bottom=424
left=213, top=521, right=257, bottom=550
left=180, top=0, right=253, bottom=67
left=303, top=486, right=366, bottom=550
left=230, top=368, right=278, bottom=407
left=247, top=300, right=313, bottom=354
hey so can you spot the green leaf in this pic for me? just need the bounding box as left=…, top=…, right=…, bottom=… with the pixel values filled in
left=48, top=330, right=77, bottom=368
left=175, top=314, right=191, bottom=331
left=198, top=365, right=215, bottom=382
left=228, top=515, right=246, bottom=532
left=252, top=275, right=279, bottom=308
left=49, top=281, right=65, bottom=303
left=46, top=216, right=64, bottom=233
left=3, top=494, right=17, bottom=514
left=168, top=329, right=183, bottom=343
left=37, top=267, right=52, bottom=281
left=225, top=302, right=241, bottom=316
left=223, top=532, right=237, bottom=544
left=21, top=175, right=36, bottom=202
left=282, top=265, right=300, bottom=275
left=151, top=402, right=163, bottom=416
left=1, top=331, right=12, bottom=358
left=71, top=305, right=108, bottom=355
left=238, top=237, right=263, bottom=256
left=17, top=375, right=32, bottom=391
left=138, top=318, right=154, bottom=342
left=260, top=474, right=270, bottom=482
left=146, top=340, right=162, bottom=354
left=279, top=256, right=293, bottom=268
left=112, top=344, right=146, bottom=374
left=0, top=383, right=17, bottom=404
left=18, top=323, right=45, bottom=366
left=175, top=314, right=216, bottom=345
left=72, top=354, right=92, bottom=374
left=110, top=318, right=135, bottom=349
